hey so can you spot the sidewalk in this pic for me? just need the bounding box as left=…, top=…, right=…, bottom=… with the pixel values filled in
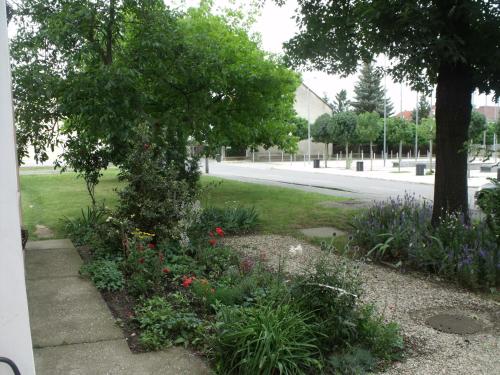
left=223, top=159, right=497, bottom=188
left=25, top=239, right=210, bottom=375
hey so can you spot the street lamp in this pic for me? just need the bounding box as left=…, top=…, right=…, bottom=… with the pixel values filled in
left=415, top=91, right=419, bottom=162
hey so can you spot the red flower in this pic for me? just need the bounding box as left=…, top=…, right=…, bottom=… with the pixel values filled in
left=148, top=243, right=155, bottom=249
left=208, top=231, right=214, bottom=237
left=215, top=227, right=224, bottom=237
left=138, top=258, right=145, bottom=264
left=162, top=267, right=170, bottom=274
left=144, top=143, right=150, bottom=150
left=158, top=254, right=164, bottom=262
left=182, top=276, right=195, bottom=288
left=208, top=239, right=217, bottom=247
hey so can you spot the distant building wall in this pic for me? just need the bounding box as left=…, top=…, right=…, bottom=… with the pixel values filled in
left=253, top=83, right=333, bottom=158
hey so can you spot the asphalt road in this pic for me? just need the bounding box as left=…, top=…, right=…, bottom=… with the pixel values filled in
left=205, top=161, right=479, bottom=208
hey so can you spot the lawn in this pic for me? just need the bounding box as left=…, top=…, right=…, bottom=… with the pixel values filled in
left=20, top=169, right=355, bottom=240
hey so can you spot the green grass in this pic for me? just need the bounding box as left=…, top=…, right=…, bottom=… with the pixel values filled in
left=20, top=169, right=122, bottom=238
left=20, top=170, right=354, bottom=241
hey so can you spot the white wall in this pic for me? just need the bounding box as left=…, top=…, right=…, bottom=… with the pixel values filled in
left=0, top=1, right=36, bottom=373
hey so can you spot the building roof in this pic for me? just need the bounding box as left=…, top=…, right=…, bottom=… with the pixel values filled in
left=394, top=110, right=413, bottom=121
left=476, top=106, right=500, bottom=122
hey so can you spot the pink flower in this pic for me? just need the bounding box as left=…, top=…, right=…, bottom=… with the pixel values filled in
left=182, top=276, right=195, bottom=288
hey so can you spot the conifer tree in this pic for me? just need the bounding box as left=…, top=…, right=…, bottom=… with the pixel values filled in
left=332, top=89, right=350, bottom=113
left=351, top=63, right=393, bottom=117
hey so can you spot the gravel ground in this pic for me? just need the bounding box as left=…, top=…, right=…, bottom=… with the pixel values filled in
left=223, top=234, right=500, bottom=375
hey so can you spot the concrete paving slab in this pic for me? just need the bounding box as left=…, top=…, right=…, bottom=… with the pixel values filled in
left=27, top=277, right=123, bottom=347
left=26, top=239, right=73, bottom=251
left=34, top=339, right=210, bottom=375
left=299, top=227, right=346, bottom=238
left=25, top=247, right=83, bottom=280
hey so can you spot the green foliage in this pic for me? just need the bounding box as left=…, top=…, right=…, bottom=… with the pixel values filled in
left=351, top=63, right=393, bottom=117
left=214, top=303, right=322, bottom=375
left=289, top=115, right=309, bottom=141
left=290, top=255, right=362, bottom=346
left=63, top=204, right=107, bottom=246
left=418, top=118, right=436, bottom=143
left=199, top=206, right=259, bottom=234
left=12, top=0, right=299, bottom=166
left=352, top=195, right=500, bottom=290
left=332, top=111, right=358, bottom=145
left=311, top=113, right=334, bottom=145
left=117, top=127, right=199, bottom=242
left=333, top=89, right=350, bottom=113
left=469, top=110, right=488, bottom=143
left=328, top=347, right=376, bottom=375
left=80, top=260, right=124, bottom=292
left=134, top=296, right=204, bottom=350
left=411, top=95, right=431, bottom=123
left=387, top=117, right=413, bottom=147
left=357, top=112, right=381, bottom=144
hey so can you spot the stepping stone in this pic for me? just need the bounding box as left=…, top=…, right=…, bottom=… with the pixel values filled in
left=299, top=227, right=346, bottom=238
left=426, top=313, right=485, bottom=335
left=34, top=225, right=54, bottom=239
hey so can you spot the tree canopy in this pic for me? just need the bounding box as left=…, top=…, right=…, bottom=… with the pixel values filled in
left=412, top=95, right=432, bottom=123
left=332, top=89, right=350, bottom=113
left=351, top=63, right=393, bottom=116
left=311, top=113, right=333, bottom=145
left=357, top=112, right=381, bottom=144
left=279, top=0, right=500, bottom=222
left=468, top=111, right=487, bottom=143
left=12, top=0, right=299, bottom=169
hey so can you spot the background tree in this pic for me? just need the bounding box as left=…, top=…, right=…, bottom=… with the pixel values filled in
left=387, top=117, right=413, bottom=172
left=419, top=118, right=436, bottom=173
left=468, top=111, right=487, bottom=144
left=280, top=0, right=500, bottom=223
left=357, top=112, right=381, bottom=170
left=351, top=63, right=393, bottom=116
left=311, top=113, right=334, bottom=167
left=332, top=112, right=357, bottom=169
left=412, top=95, right=432, bottom=123
left=289, top=115, right=309, bottom=140
left=332, top=89, right=350, bottom=113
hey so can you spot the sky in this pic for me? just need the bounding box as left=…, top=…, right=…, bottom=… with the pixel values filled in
left=175, top=0, right=498, bottom=112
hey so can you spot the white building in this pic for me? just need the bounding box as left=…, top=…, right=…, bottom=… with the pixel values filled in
left=249, top=83, right=333, bottom=161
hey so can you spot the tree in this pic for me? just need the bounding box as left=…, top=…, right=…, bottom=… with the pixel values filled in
left=387, top=117, right=413, bottom=172
left=412, top=95, right=432, bottom=123
left=311, top=113, right=334, bottom=166
left=332, top=112, right=357, bottom=169
left=12, top=1, right=299, bottom=189
left=351, top=63, right=393, bottom=116
left=357, top=112, right=381, bottom=170
left=469, top=111, right=487, bottom=144
left=280, top=0, right=500, bottom=223
left=419, top=118, right=436, bottom=173
left=332, top=89, right=350, bottom=113
left=289, top=115, right=309, bottom=140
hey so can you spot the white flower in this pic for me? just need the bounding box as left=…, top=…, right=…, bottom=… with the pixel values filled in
left=289, top=244, right=303, bottom=255
left=106, top=216, right=113, bottom=222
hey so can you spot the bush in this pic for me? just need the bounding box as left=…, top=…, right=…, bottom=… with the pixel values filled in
left=80, top=259, right=124, bottom=292
left=328, top=348, right=376, bottom=375
left=214, top=303, right=322, bottom=374
left=200, top=205, right=258, bottom=234
left=135, top=296, right=204, bottom=350
left=352, top=195, right=500, bottom=290
left=290, top=255, right=363, bottom=346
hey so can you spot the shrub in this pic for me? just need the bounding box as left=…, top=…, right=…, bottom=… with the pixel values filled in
left=328, top=348, right=376, bottom=375
left=80, top=259, right=124, bottom=292
left=200, top=205, right=258, bottom=234
left=135, top=296, right=203, bottom=350
left=290, top=255, right=363, bottom=346
left=63, top=204, right=107, bottom=246
left=214, top=303, right=322, bottom=374
left=117, top=127, right=200, bottom=243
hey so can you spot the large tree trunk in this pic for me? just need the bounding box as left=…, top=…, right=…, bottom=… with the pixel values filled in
left=432, top=63, right=473, bottom=224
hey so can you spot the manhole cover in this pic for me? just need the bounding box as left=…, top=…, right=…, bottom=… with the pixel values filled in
left=426, top=313, right=483, bottom=334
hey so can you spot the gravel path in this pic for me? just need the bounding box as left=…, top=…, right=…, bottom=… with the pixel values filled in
left=223, top=234, right=500, bottom=375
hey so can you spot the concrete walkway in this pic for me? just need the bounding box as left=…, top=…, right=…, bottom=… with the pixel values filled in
left=25, top=239, right=210, bottom=375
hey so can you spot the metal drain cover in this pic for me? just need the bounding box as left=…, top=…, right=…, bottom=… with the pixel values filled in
left=426, top=313, right=483, bottom=334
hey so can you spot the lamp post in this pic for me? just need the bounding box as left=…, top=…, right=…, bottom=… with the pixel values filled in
left=415, top=91, right=419, bottom=162
left=383, top=66, right=387, bottom=167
